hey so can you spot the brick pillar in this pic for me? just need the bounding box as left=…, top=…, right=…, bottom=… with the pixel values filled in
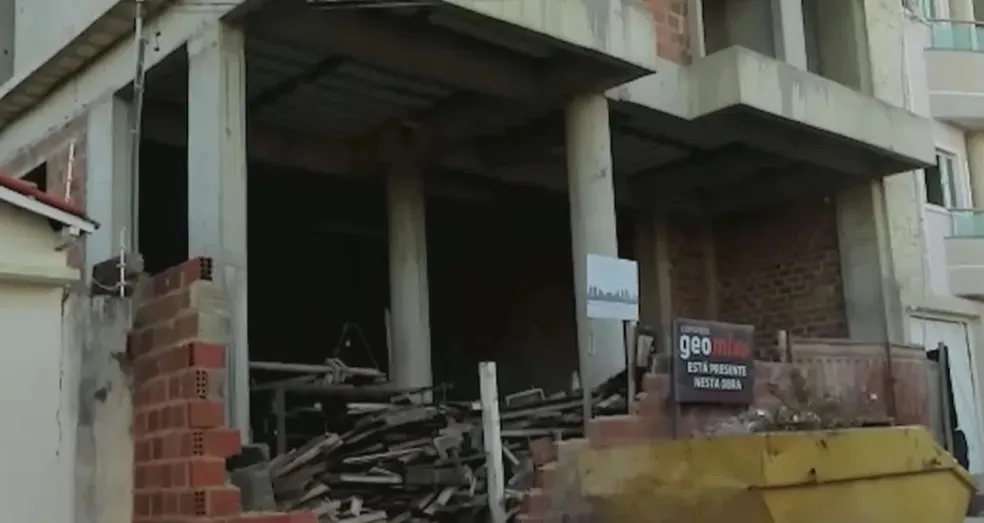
left=128, top=257, right=313, bottom=523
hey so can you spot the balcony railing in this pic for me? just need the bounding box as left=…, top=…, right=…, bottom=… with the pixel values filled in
left=950, top=209, right=984, bottom=237
left=929, top=19, right=984, bottom=52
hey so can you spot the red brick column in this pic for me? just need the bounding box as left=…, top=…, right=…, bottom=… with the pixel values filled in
left=128, top=257, right=313, bottom=523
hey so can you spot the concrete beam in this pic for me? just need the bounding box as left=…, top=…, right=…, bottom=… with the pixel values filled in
left=142, top=104, right=360, bottom=176
left=475, top=117, right=564, bottom=167
left=258, top=8, right=542, bottom=101
left=632, top=146, right=781, bottom=197
left=186, top=22, right=250, bottom=440
left=416, top=60, right=616, bottom=156
left=700, top=165, right=844, bottom=215
left=438, top=0, right=658, bottom=72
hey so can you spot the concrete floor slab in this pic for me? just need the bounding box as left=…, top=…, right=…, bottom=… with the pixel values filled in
left=611, top=47, right=935, bottom=175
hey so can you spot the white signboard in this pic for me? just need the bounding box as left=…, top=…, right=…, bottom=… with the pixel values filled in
left=586, top=254, right=639, bottom=321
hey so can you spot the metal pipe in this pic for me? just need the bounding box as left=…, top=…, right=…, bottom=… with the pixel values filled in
left=129, top=0, right=147, bottom=251
left=250, top=360, right=384, bottom=376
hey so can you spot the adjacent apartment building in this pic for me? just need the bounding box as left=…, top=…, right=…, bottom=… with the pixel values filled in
left=900, top=0, right=984, bottom=476
left=0, top=0, right=978, bottom=521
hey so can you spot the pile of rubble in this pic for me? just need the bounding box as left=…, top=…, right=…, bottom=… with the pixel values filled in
left=232, top=372, right=629, bottom=523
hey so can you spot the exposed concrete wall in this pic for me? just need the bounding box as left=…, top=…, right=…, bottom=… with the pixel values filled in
left=72, top=294, right=134, bottom=523
left=12, top=0, right=117, bottom=78
left=0, top=1, right=236, bottom=168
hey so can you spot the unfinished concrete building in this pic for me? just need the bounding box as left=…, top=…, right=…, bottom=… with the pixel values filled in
left=0, top=0, right=949, bottom=520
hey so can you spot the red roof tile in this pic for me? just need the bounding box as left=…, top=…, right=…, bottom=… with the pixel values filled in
left=0, top=174, right=87, bottom=219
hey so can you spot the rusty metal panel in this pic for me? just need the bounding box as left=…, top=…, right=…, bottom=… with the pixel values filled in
left=790, top=338, right=931, bottom=426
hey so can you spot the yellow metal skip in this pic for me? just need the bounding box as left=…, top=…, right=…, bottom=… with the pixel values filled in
left=579, top=426, right=975, bottom=523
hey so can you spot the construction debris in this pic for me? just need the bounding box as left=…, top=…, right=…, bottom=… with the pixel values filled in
left=239, top=371, right=630, bottom=523
left=702, top=368, right=891, bottom=435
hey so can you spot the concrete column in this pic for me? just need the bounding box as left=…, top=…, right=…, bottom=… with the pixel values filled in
left=386, top=157, right=433, bottom=390
left=84, top=96, right=133, bottom=274
left=186, top=22, right=250, bottom=440
left=634, top=212, right=673, bottom=352
left=836, top=181, right=905, bottom=343
left=687, top=0, right=707, bottom=59
left=566, top=94, right=624, bottom=389
left=772, top=0, right=808, bottom=69
left=967, top=133, right=984, bottom=208
left=0, top=0, right=12, bottom=83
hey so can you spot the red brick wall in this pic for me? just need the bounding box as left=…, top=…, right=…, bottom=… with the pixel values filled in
left=661, top=201, right=848, bottom=355
left=714, top=201, right=848, bottom=350
left=644, top=0, right=690, bottom=63
left=667, top=218, right=708, bottom=318
left=128, top=256, right=314, bottom=523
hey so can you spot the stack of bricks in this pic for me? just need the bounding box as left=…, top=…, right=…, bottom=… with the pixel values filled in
left=128, top=256, right=315, bottom=523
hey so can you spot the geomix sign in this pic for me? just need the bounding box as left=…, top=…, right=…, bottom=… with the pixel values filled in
left=672, top=318, right=755, bottom=404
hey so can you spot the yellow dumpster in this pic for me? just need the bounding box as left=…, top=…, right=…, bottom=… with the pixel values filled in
left=579, top=426, right=975, bottom=523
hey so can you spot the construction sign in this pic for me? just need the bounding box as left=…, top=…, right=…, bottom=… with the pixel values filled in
left=672, top=318, right=755, bottom=404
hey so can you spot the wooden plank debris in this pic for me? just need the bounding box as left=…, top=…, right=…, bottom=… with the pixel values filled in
left=240, top=363, right=632, bottom=523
